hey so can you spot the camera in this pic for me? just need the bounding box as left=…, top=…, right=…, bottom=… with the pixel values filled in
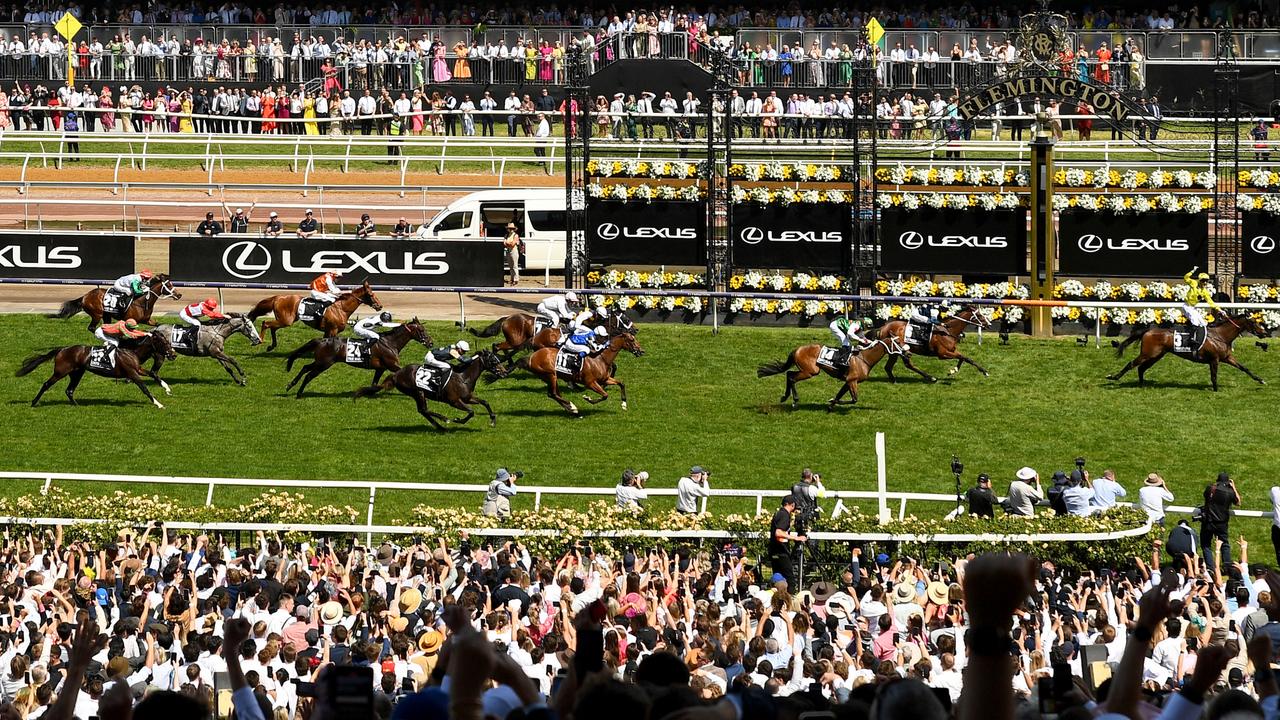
left=951, top=456, right=964, bottom=475
left=1075, top=457, right=1086, bottom=469
left=512, top=470, right=525, bottom=480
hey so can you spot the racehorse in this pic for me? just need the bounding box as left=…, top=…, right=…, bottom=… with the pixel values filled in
left=353, top=349, right=510, bottom=429
left=136, top=316, right=262, bottom=387
left=469, top=310, right=636, bottom=360
left=757, top=339, right=891, bottom=411
left=17, top=333, right=176, bottom=409
left=1108, top=313, right=1269, bottom=391
left=519, top=333, right=645, bottom=415
left=877, top=306, right=991, bottom=383
left=51, top=274, right=182, bottom=331
left=283, top=319, right=431, bottom=398
left=246, top=280, right=383, bottom=350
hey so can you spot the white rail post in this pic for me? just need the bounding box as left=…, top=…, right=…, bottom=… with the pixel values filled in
left=876, top=432, right=889, bottom=523
left=206, top=482, right=215, bottom=506
left=366, top=486, right=377, bottom=548
left=457, top=292, right=466, bottom=327
left=41, top=476, right=52, bottom=495
left=754, top=495, right=763, bottom=516
left=534, top=491, right=543, bottom=511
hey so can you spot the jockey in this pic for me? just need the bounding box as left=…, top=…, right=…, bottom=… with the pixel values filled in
left=111, top=269, right=154, bottom=298
left=179, top=298, right=226, bottom=327
left=1182, top=267, right=1220, bottom=328
left=94, top=318, right=147, bottom=350
left=536, top=291, right=578, bottom=329
left=570, top=304, right=608, bottom=335
left=562, top=326, right=608, bottom=358
left=309, top=271, right=343, bottom=303
left=909, top=304, right=942, bottom=326
left=354, top=311, right=398, bottom=342
left=424, top=340, right=469, bottom=373
left=829, top=316, right=872, bottom=364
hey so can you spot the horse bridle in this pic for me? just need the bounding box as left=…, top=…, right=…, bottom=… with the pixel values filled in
left=147, top=278, right=179, bottom=300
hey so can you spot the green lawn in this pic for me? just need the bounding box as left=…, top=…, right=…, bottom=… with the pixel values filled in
left=3, top=313, right=1279, bottom=546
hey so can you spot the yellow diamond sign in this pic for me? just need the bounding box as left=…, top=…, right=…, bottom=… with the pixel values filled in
left=866, top=17, right=885, bottom=47
left=54, top=12, right=81, bottom=42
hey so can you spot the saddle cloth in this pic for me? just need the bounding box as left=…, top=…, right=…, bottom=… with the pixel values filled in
left=816, top=346, right=844, bottom=370
left=344, top=339, right=368, bottom=364
left=89, top=347, right=116, bottom=371
left=298, top=298, right=329, bottom=323
left=534, top=318, right=551, bottom=335
left=554, top=350, right=581, bottom=378
left=414, top=366, right=450, bottom=392
left=169, top=325, right=197, bottom=350
left=102, top=289, right=131, bottom=315
left=1172, top=325, right=1207, bottom=355
left=905, top=321, right=932, bottom=347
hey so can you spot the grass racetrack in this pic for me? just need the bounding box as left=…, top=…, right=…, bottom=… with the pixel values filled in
left=4, top=313, right=1280, bottom=545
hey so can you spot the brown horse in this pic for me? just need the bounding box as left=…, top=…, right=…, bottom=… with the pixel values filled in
left=757, top=339, right=891, bottom=411
left=877, top=306, right=991, bottom=383
left=1108, top=314, right=1269, bottom=391
left=519, top=333, right=645, bottom=415
left=16, top=333, right=176, bottom=409
left=353, top=349, right=510, bottom=429
left=51, top=275, right=182, bottom=331
left=283, top=319, right=431, bottom=397
left=247, top=280, right=383, bottom=350
left=470, top=310, right=635, bottom=360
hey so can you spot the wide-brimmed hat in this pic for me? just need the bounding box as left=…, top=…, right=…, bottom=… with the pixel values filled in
left=893, top=582, right=916, bottom=604
left=926, top=581, right=949, bottom=606
left=399, top=588, right=423, bottom=614
left=1145, top=473, right=1164, bottom=486
left=319, top=600, right=344, bottom=625
left=825, top=592, right=855, bottom=619
left=418, top=629, right=443, bottom=654
left=1016, top=467, right=1037, bottom=481
left=389, top=616, right=409, bottom=633
left=809, top=581, right=836, bottom=603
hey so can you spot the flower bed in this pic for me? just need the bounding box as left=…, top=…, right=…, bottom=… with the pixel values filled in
left=586, top=183, right=704, bottom=203
left=587, top=159, right=706, bottom=179
left=1236, top=194, right=1280, bottom=214
left=875, top=164, right=1215, bottom=190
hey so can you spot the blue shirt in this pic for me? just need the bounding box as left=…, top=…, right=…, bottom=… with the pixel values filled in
left=1091, top=477, right=1127, bottom=509
left=1063, top=486, right=1094, bottom=516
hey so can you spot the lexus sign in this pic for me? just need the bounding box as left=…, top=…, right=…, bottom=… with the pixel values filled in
left=587, top=199, right=705, bottom=266
left=170, top=236, right=502, bottom=287
left=0, top=233, right=135, bottom=280
left=730, top=203, right=850, bottom=270
left=880, top=208, right=1027, bottom=275
left=1242, top=212, right=1280, bottom=278
left=1057, top=211, right=1208, bottom=277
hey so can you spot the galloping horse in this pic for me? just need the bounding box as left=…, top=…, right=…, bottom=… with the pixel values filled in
left=877, top=306, right=991, bottom=383
left=519, top=333, right=645, bottom=415
left=17, top=333, right=176, bottom=408
left=51, top=274, right=182, bottom=331
left=137, top=316, right=262, bottom=386
left=247, top=280, right=383, bottom=350
left=470, top=310, right=636, bottom=360
left=1108, top=313, right=1269, bottom=391
left=757, top=339, right=891, bottom=411
left=354, top=349, right=510, bottom=429
left=283, top=319, right=431, bottom=397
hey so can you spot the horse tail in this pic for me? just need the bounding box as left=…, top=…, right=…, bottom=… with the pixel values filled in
left=757, top=352, right=794, bottom=379
left=469, top=317, right=505, bottom=338
left=16, top=348, right=60, bottom=377
left=353, top=377, right=394, bottom=400
left=246, top=296, right=276, bottom=321
left=1114, top=325, right=1147, bottom=357
left=286, top=339, right=320, bottom=371
left=50, top=297, right=83, bottom=319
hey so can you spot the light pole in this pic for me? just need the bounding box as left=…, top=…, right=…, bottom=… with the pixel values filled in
left=1028, top=110, right=1057, bottom=337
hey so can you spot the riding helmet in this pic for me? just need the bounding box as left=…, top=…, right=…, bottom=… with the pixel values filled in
left=379, top=311, right=392, bottom=322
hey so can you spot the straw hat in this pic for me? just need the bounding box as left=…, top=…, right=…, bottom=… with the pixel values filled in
left=399, top=588, right=423, bottom=615
left=418, top=629, right=443, bottom=654
left=825, top=592, right=855, bottom=619
left=892, top=582, right=916, bottom=604
left=926, top=582, right=949, bottom=606
left=1145, top=473, right=1165, bottom=486
left=319, top=601, right=344, bottom=625
left=389, top=616, right=409, bottom=633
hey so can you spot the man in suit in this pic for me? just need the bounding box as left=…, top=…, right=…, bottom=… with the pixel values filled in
left=637, top=91, right=655, bottom=139
left=1147, top=95, right=1162, bottom=140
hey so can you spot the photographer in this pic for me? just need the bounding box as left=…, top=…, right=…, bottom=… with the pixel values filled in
left=769, top=495, right=806, bottom=589
left=676, top=465, right=710, bottom=515
left=615, top=468, right=649, bottom=512
left=481, top=468, right=520, bottom=519
left=965, top=473, right=996, bottom=518
left=1201, top=471, right=1240, bottom=567
left=790, top=468, right=825, bottom=533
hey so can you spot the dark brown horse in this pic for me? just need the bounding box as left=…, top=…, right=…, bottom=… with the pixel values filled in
left=17, top=333, right=176, bottom=408
left=877, top=306, right=991, bottom=383
left=51, top=275, right=182, bottom=331
left=470, top=310, right=635, bottom=360
left=757, top=339, right=891, bottom=411
left=247, top=280, right=383, bottom=350
left=353, top=349, right=510, bottom=429
left=519, top=333, right=645, bottom=415
left=283, top=319, right=431, bottom=397
left=1108, top=314, right=1269, bottom=391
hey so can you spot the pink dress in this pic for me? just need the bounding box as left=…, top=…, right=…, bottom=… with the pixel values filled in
left=432, top=44, right=452, bottom=82
left=538, top=46, right=553, bottom=81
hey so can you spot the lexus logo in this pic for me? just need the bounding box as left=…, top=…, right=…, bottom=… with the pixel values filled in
left=740, top=227, right=765, bottom=245
left=1077, top=234, right=1105, bottom=254
left=222, top=240, right=272, bottom=279
left=1251, top=234, right=1277, bottom=255
left=899, top=231, right=925, bottom=250
left=597, top=223, right=620, bottom=241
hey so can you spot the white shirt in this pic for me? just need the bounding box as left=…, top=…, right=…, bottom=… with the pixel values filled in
left=1139, top=485, right=1175, bottom=522
left=615, top=484, right=648, bottom=510
left=676, top=476, right=709, bottom=513
left=1271, top=487, right=1280, bottom=529
left=357, top=95, right=376, bottom=115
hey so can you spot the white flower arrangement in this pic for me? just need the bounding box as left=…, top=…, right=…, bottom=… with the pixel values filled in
left=1132, top=196, right=1153, bottom=213
left=1013, top=171, right=1030, bottom=186
left=1237, top=193, right=1258, bottom=211
left=901, top=192, right=921, bottom=210
left=632, top=184, right=655, bottom=201
left=1146, top=281, right=1171, bottom=299
left=791, top=163, right=812, bottom=181
left=1173, top=170, right=1194, bottom=188
left=1155, top=192, right=1179, bottom=211
left=1170, top=284, right=1191, bottom=301
left=937, top=168, right=960, bottom=185
left=1052, top=195, right=1071, bottom=211
left=731, top=186, right=749, bottom=204
left=1051, top=306, right=1073, bottom=319
left=622, top=159, right=642, bottom=177
left=876, top=193, right=895, bottom=208
left=1075, top=194, right=1099, bottom=210
left=1148, top=170, right=1167, bottom=188
left=658, top=296, right=677, bottom=312
left=997, top=193, right=1021, bottom=209
left=597, top=161, right=615, bottom=178
left=748, top=186, right=772, bottom=205
left=1092, top=281, right=1114, bottom=299
left=814, top=165, right=837, bottom=182
left=1103, top=194, right=1128, bottom=213
left=765, top=161, right=787, bottom=181
left=1119, top=169, right=1141, bottom=190
left=728, top=297, right=746, bottom=313
left=1118, top=282, right=1144, bottom=301
left=743, top=164, right=763, bottom=181
left=671, top=161, right=694, bottom=179
left=818, top=275, right=843, bottom=291
left=587, top=184, right=606, bottom=198
left=937, top=281, right=964, bottom=297
left=1195, top=171, right=1216, bottom=190
left=1182, top=195, right=1205, bottom=213
left=1250, top=169, right=1274, bottom=189
left=826, top=190, right=848, bottom=204
left=1259, top=310, right=1280, bottom=330
left=888, top=164, right=909, bottom=184
left=924, top=192, right=946, bottom=208
left=656, top=184, right=679, bottom=200
left=608, top=184, right=629, bottom=201
left=799, top=189, right=822, bottom=204
left=775, top=189, right=796, bottom=206
left=963, top=166, right=987, bottom=185
left=685, top=296, right=704, bottom=314
left=678, top=185, right=701, bottom=202
left=767, top=275, right=788, bottom=291
left=1262, top=194, right=1280, bottom=215
left=1093, top=166, right=1112, bottom=188
left=1064, top=168, right=1087, bottom=186
left=975, top=193, right=998, bottom=211
left=1135, top=308, right=1159, bottom=325
left=1004, top=306, right=1025, bottom=323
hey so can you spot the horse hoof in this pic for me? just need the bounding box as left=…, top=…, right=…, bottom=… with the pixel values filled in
left=981, top=371, right=990, bottom=377
left=947, top=367, right=957, bottom=376
left=1106, top=375, right=1118, bottom=381
left=582, top=394, right=591, bottom=402
left=569, top=403, right=579, bottom=414
left=161, top=383, right=172, bottom=396
left=927, top=376, right=938, bottom=384
left=621, top=401, right=628, bottom=410
left=153, top=401, right=165, bottom=409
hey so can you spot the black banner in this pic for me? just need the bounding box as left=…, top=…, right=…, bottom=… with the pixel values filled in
left=880, top=208, right=1027, bottom=275
left=169, top=236, right=503, bottom=287
left=730, top=204, right=850, bottom=271
left=1242, top=212, right=1280, bottom=278
left=587, top=200, right=705, bottom=266
left=0, top=233, right=135, bottom=280
left=1057, top=211, right=1209, bottom=277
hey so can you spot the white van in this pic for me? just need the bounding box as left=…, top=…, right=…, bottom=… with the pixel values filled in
left=420, top=188, right=567, bottom=272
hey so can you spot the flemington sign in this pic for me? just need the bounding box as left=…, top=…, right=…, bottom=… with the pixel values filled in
left=955, top=76, right=1130, bottom=121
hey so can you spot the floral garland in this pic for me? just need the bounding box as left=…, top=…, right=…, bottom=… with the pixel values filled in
left=731, top=187, right=850, bottom=205
left=732, top=272, right=846, bottom=292
left=874, top=164, right=1216, bottom=190
left=874, top=278, right=1030, bottom=325
left=1055, top=280, right=1280, bottom=328
left=728, top=162, right=850, bottom=182
left=1052, top=193, right=1212, bottom=213
left=876, top=165, right=1028, bottom=187
left=1238, top=170, right=1280, bottom=189
left=586, top=159, right=706, bottom=179
left=877, top=192, right=1024, bottom=210
left=1235, top=194, right=1280, bottom=214
left=586, top=182, right=704, bottom=203
left=588, top=269, right=705, bottom=289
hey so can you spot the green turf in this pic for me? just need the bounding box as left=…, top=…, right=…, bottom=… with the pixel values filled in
left=3, top=312, right=1278, bottom=546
